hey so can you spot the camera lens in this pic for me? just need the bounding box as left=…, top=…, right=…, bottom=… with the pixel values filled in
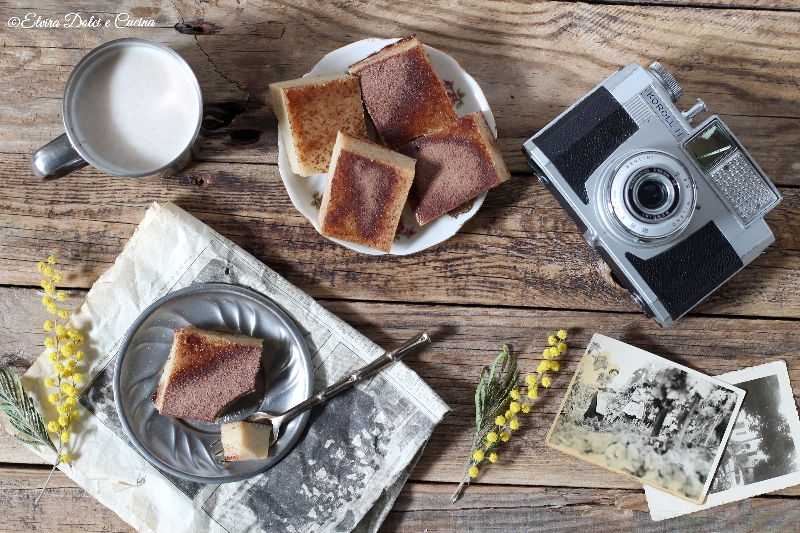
left=625, top=168, right=680, bottom=221
left=606, top=152, right=696, bottom=241
left=637, top=177, right=668, bottom=210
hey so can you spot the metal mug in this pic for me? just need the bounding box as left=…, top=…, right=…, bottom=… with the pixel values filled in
left=31, top=38, right=203, bottom=179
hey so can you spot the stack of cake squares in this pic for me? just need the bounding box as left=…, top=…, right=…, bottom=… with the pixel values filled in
left=269, top=36, right=510, bottom=253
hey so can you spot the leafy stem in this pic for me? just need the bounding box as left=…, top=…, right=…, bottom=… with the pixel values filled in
left=452, top=345, right=517, bottom=503
left=0, top=368, right=56, bottom=452
left=451, top=331, right=569, bottom=503
left=0, top=367, right=62, bottom=505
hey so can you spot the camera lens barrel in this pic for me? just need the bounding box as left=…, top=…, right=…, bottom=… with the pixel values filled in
left=606, top=151, right=696, bottom=241
left=626, top=168, right=680, bottom=221
left=636, top=179, right=668, bottom=209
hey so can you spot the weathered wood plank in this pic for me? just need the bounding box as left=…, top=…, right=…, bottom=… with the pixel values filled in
left=0, top=465, right=798, bottom=533
left=4, top=287, right=800, bottom=490
left=0, top=465, right=135, bottom=532
left=382, top=482, right=800, bottom=532
left=0, top=430, right=48, bottom=465
left=2, top=157, right=799, bottom=318
left=590, top=0, right=799, bottom=9
left=1, top=1, right=798, bottom=183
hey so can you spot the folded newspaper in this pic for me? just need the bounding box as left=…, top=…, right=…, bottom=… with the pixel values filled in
left=5, top=202, right=449, bottom=533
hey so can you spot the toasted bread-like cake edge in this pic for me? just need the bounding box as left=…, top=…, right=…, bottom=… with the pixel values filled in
left=269, top=85, right=302, bottom=176
left=468, top=111, right=511, bottom=184
left=182, top=327, right=264, bottom=347
left=341, top=131, right=417, bottom=172
left=269, top=73, right=366, bottom=176
left=319, top=131, right=415, bottom=252
left=347, top=35, right=419, bottom=74
left=153, top=329, right=184, bottom=411
left=270, top=72, right=354, bottom=90
left=318, top=132, right=345, bottom=233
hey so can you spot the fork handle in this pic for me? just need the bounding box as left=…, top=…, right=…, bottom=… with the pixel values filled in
left=277, top=331, right=431, bottom=424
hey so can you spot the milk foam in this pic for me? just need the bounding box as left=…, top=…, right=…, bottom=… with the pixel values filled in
left=70, top=43, right=200, bottom=175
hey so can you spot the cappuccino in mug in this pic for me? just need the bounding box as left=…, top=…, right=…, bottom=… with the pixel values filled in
left=32, top=38, right=202, bottom=179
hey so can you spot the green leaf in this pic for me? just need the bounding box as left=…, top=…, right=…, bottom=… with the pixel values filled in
left=474, top=345, right=518, bottom=434
left=475, top=368, right=487, bottom=430
left=15, top=435, right=46, bottom=446
left=0, top=368, right=56, bottom=452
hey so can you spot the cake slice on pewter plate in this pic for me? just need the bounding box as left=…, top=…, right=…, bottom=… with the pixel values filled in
left=153, top=326, right=263, bottom=423
left=270, top=73, right=368, bottom=176
left=319, top=131, right=416, bottom=253
left=397, top=111, right=510, bottom=225
left=348, top=36, right=458, bottom=147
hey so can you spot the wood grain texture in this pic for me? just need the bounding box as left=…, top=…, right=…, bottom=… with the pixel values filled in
left=587, top=0, right=800, bottom=9
left=1, top=1, right=799, bottom=182
left=0, top=466, right=798, bottom=533
left=3, top=287, right=800, bottom=492
left=0, top=466, right=135, bottom=532
left=2, top=157, right=799, bottom=319
left=0, top=429, right=47, bottom=465
left=382, top=483, right=800, bottom=532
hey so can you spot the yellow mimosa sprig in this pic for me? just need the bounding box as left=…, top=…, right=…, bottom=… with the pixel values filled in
left=37, top=255, right=86, bottom=503
left=452, top=330, right=568, bottom=503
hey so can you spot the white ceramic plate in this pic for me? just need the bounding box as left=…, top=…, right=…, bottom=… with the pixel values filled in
left=277, top=38, right=496, bottom=255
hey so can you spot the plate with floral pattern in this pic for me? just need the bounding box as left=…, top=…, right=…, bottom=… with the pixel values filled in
left=276, top=38, right=495, bottom=255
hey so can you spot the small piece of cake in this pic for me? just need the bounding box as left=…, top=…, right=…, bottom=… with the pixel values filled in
left=397, top=111, right=510, bottom=225
left=269, top=73, right=368, bottom=176
left=220, top=421, right=273, bottom=461
left=153, top=327, right=263, bottom=423
left=348, top=36, right=458, bottom=147
left=319, top=131, right=416, bottom=253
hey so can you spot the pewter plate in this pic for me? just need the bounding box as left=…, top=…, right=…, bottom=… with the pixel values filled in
left=113, top=283, right=313, bottom=484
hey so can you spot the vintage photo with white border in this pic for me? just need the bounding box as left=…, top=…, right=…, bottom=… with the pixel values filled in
left=546, top=334, right=745, bottom=504
left=645, top=360, right=800, bottom=520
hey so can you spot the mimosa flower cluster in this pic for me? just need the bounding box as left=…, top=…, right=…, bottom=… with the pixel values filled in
left=38, top=255, right=84, bottom=464
left=452, top=330, right=568, bottom=502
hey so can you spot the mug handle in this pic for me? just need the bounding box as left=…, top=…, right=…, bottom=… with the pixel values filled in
left=31, top=134, right=89, bottom=179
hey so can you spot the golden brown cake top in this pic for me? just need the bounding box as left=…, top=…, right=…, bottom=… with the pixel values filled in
left=324, top=152, right=404, bottom=245
left=271, top=73, right=367, bottom=175
left=154, top=327, right=263, bottom=423
left=397, top=112, right=509, bottom=225
left=348, top=36, right=458, bottom=147
left=319, top=132, right=415, bottom=252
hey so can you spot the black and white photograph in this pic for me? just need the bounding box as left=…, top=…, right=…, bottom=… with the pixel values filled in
left=645, top=360, right=800, bottom=520
left=546, top=334, right=745, bottom=504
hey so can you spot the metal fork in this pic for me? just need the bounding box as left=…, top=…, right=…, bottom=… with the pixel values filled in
left=212, top=331, right=431, bottom=456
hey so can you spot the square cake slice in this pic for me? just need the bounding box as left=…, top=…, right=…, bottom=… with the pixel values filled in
left=319, top=131, right=416, bottom=253
left=397, top=111, right=510, bottom=225
left=270, top=73, right=368, bottom=176
left=220, top=421, right=273, bottom=462
left=153, top=327, right=263, bottom=423
left=348, top=36, right=458, bottom=147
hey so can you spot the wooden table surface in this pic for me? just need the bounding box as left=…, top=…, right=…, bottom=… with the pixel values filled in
left=2, top=0, right=800, bottom=531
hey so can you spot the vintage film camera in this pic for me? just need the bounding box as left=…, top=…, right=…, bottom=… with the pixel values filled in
left=523, top=62, right=781, bottom=327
